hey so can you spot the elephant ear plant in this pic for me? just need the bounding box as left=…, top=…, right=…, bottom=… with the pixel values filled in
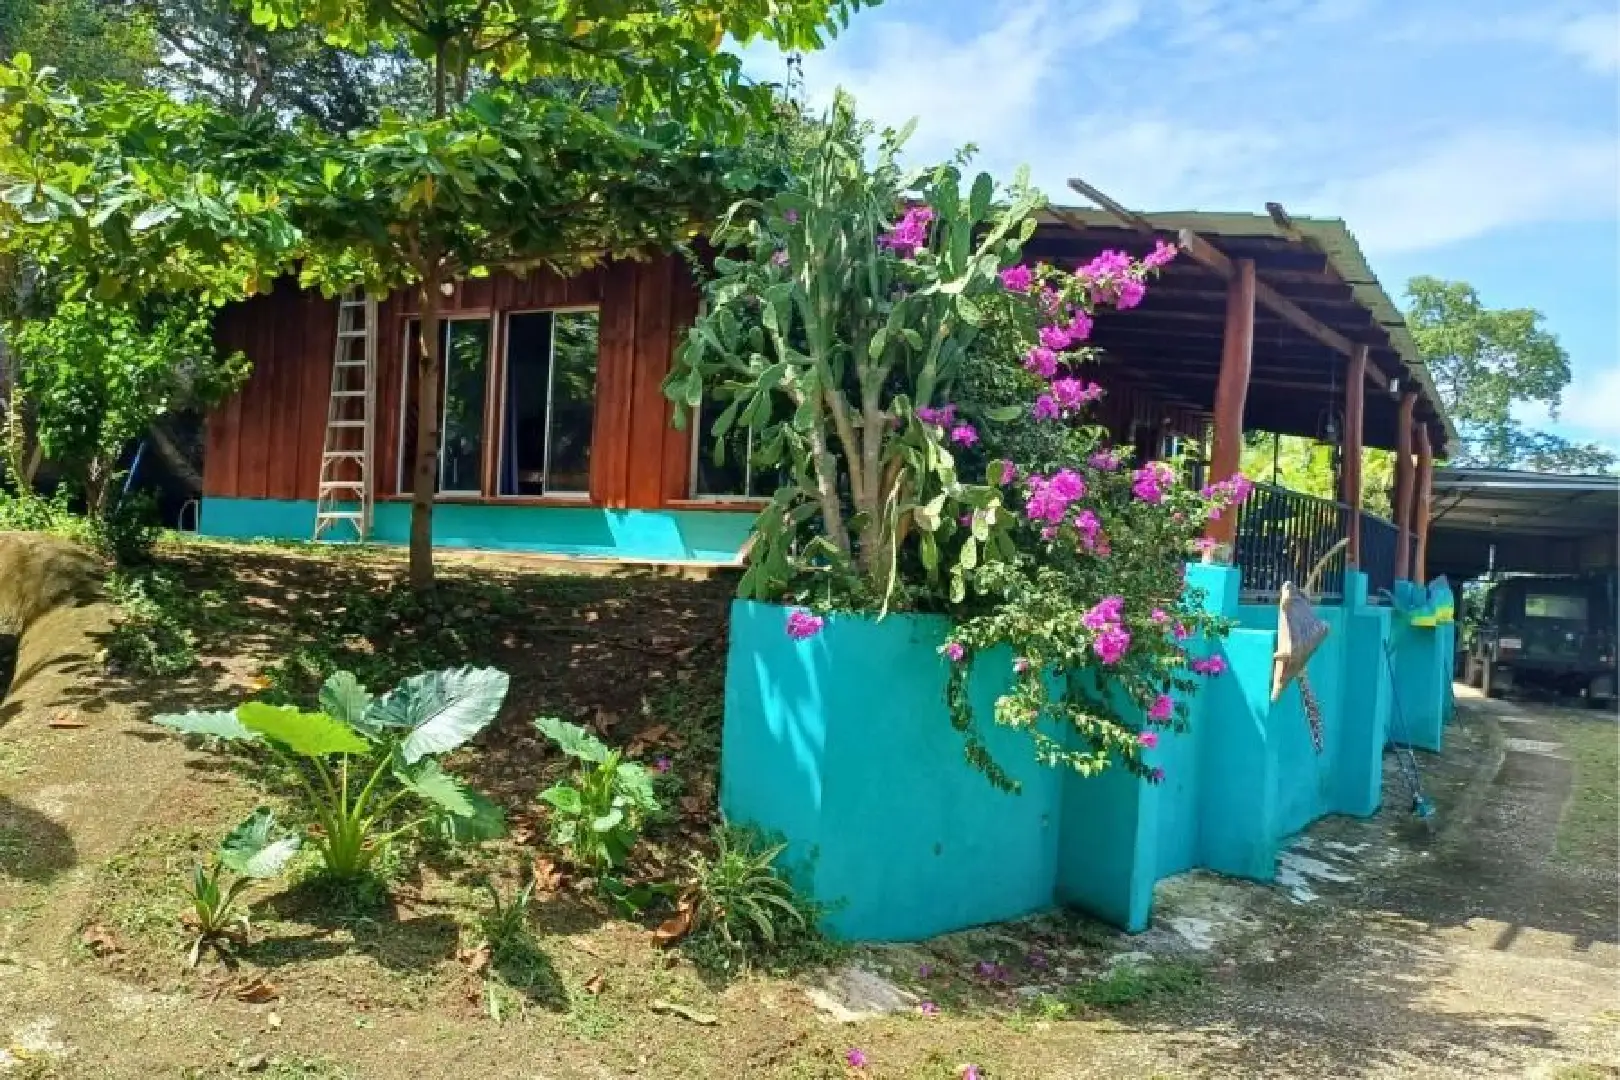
left=154, top=667, right=510, bottom=880
left=183, top=807, right=301, bottom=967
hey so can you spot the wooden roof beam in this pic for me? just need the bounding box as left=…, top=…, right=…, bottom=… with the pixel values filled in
left=1176, top=229, right=1390, bottom=393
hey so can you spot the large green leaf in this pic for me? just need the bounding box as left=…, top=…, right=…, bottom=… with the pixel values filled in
left=151, top=709, right=261, bottom=743
left=237, top=703, right=370, bottom=758
left=395, top=760, right=506, bottom=840
left=217, top=808, right=301, bottom=879
left=318, top=670, right=374, bottom=734
left=370, top=667, right=510, bottom=764
left=535, top=716, right=609, bottom=764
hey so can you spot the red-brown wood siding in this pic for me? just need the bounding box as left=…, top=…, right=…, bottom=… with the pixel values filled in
left=205, top=257, right=695, bottom=508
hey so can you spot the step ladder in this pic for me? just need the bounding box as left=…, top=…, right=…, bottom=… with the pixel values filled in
left=313, top=292, right=377, bottom=542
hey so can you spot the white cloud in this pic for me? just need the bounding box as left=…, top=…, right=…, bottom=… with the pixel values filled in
left=1552, top=365, right=1620, bottom=439
left=1298, top=129, right=1620, bottom=255
left=1550, top=11, right=1620, bottom=74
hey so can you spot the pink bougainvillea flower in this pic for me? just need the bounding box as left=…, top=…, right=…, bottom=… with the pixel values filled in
left=1013, top=657, right=1031, bottom=674
left=1074, top=508, right=1102, bottom=550
left=1032, top=394, right=1061, bottom=421
left=974, top=960, right=1008, bottom=981
left=1131, top=461, right=1174, bottom=504
left=783, top=209, right=800, bottom=224
left=999, top=461, right=1017, bottom=485
left=1138, top=730, right=1160, bottom=750
left=1150, top=607, right=1169, bottom=624
left=1149, top=693, right=1174, bottom=722
left=1082, top=595, right=1124, bottom=630
left=1191, top=655, right=1228, bottom=676
left=879, top=206, right=934, bottom=257
left=1025, top=470, right=1086, bottom=524
left=1173, top=622, right=1190, bottom=641
left=1143, top=238, right=1179, bottom=268
left=653, top=756, right=672, bottom=773
left=786, top=610, right=825, bottom=641
left=1023, top=346, right=1058, bottom=379
left=771, top=249, right=790, bottom=268
left=845, top=1047, right=869, bottom=1069
left=1088, top=449, right=1121, bottom=472
left=1193, top=536, right=1218, bottom=553
left=943, top=642, right=966, bottom=662
left=1040, top=525, right=1058, bottom=541
left=959, top=512, right=975, bottom=528
left=961, top=1067, right=982, bottom=1080
left=1078, top=249, right=1132, bottom=282
left=918, top=963, right=934, bottom=978
left=1116, top=279, right=1147, bottom=310
left=1093, top=624, right=1132, bottom=665
left=999, top=264, right=1033, bottom=292
left=1149, top=767, right=1166, bottom=784
left=915, top=403, right=957, bottom=426
left=1066, top=310, right=1094, bottom=342
left=1038, top=323, right=1073, bottom=351
left=918, top=1001, right=940, bottom=1017
left=950, top=422, right=979, bottom=447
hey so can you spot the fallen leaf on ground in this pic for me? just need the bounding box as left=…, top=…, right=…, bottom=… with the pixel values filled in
left=679, top=796, right=708, bottom=817
left=80, top=924, right=121, bottom=957
left=627, top=724, right=670, bottom=755
left=583, top=972, right=605, bottom=995
left=234, top=977, right=280, bottom=1003
left=46, top=711, right=86, bottom=729
left=532, top=856, right=564, bottom=893
left=266, top=1012, right=282, bottom=1031
left=652, top=895, right=696, bottom=946
left=456, top=944, right=492, bottom=977
left=650, top=999, right=718, bottom=1025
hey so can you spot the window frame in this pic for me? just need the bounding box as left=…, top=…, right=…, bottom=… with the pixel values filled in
left=686, top=395, right=775, bottom=504
left=395, top=312, right=494, bottom=498
left=496, top=304, right=601, bottom=502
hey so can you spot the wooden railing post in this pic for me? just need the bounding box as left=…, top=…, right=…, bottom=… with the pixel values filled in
left=1342, top=344, right=1367, bottom=566
left=1393, top=390, right=1416, bottom=581
left=1207, top=258, right=1256, bottom=549
left=1414, top=423, right=1433, bottom=584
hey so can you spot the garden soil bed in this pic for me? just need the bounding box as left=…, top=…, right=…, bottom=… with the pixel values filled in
left=0, top=537, right=1613, bottom=1078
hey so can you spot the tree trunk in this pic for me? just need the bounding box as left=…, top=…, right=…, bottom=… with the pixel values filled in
left=409, top=274, right=443, bottom=590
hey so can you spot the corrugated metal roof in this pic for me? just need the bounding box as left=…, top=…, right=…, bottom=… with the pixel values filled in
left=1038, top=207, right=1459, bottom=451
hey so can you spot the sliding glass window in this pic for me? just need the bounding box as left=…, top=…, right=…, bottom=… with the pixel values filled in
left=398, top=317, right=491, bottom=495
left=499, top=309, right=600, bottom=497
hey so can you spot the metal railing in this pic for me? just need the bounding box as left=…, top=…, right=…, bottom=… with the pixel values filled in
left=1233, top=483, right=1350, bottom=602
left=1359, top=513, right=1399, bottom=602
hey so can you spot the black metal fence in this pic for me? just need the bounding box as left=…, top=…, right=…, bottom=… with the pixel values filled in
left=1359, top=513, right=1400, bottom=602
left=1233, top=483, right=1350, bottom=602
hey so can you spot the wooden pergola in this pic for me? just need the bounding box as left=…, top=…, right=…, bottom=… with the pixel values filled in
left=1027, top=185, right=1457, bottom=585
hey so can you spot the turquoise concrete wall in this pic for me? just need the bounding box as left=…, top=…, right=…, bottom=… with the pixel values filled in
left=722, top=601, right=1064, bottom=941
left=720, top=565, right=1413, bottom=939
left=1389, top=580, right=1447, bottom=751
left=198, top=496, right=755, bottom=564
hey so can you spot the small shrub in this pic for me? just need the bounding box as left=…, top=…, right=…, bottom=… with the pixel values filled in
left=154, top=667, right=509, bottom=880
left=481, top=879, right=537, bottom=961
left=534, top=717, right=658, bottom=875
left=92, top=490, right=162, bottom=566
left=680, top=824, right=821, bottom=975
left=105, top=568, right=198, bottom=676
left=181, top=807, right=300, bottom=966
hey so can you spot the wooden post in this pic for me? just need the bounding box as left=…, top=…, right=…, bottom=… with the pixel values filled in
left=1206, top=258, right=1256, bottom=548
left=1342, top=345, right=1367, bottom=566
left=1393, top=391, right=1417, bottom=580
left=1413, top=423, right=1434, bottom=584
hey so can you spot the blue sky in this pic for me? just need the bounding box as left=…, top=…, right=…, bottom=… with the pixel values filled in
left=742, top=0, right=1620, bottom=450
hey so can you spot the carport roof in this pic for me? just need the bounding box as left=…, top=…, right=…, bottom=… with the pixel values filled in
left=1431, top=468, right=1620, bottom=540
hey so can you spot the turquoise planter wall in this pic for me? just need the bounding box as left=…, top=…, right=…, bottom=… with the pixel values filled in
left=722, top=565, right=1419, bottom=939
left=198, top=496, right=754, bottom=564
left=722, top=600, right=1064, bottom=941
left=1388, top=580, right=1448, bottom=751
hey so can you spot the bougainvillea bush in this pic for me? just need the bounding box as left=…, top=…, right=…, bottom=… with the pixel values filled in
left=664, top=96, right=1250, bottom=789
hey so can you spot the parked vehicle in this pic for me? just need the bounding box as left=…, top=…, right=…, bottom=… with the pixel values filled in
left=1465, top=572, right=1617, bottom=706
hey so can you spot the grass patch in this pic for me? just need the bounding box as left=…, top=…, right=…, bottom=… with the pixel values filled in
left=1554, top=715, right=1620, bottom=867
left=1064, top=959, right=1205, bottom=1011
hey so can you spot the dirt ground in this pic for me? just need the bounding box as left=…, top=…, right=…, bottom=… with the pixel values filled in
left=0, top=539, right=1615, bottom=1079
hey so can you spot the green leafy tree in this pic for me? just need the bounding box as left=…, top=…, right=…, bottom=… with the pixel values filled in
left=1406, top=276, right=1614, bottom=472
left=0, top=0, right=157, bottom=89
left=1239, top=434, right=1396, bottom=517
left=249, top=0, right=874, bottom=589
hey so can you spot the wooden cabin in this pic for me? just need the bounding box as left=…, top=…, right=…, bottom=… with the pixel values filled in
left=198, top=205, right=1455, bottom=590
